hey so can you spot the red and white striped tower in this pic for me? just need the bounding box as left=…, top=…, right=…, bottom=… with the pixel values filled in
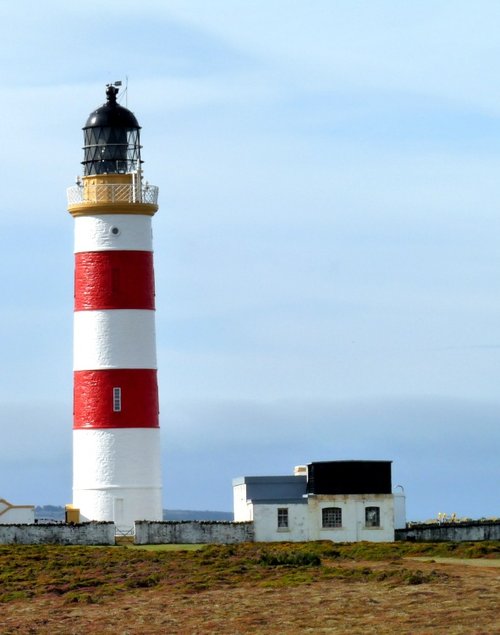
left=67, top=84, right=162, bottom=530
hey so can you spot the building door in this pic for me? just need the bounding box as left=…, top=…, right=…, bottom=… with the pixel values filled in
left=114, top=497, right=124, bottom=525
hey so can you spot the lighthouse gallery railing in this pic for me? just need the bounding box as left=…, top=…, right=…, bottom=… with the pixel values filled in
left=67, top=182, right=159, bottom=207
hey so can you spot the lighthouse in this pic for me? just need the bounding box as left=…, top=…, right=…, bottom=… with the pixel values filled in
left=67, top=84, right=162, bottom=531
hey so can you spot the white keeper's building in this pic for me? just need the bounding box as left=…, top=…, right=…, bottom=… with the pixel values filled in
left=233, top=461, right=406, bottom=542
left=0, top=498, right=35, bottom=524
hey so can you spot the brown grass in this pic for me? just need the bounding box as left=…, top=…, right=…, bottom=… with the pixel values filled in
left=0, top=541, right=498, bottom=634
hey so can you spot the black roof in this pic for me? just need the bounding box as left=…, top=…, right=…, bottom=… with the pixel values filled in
left=84, top=85, right=140, bottom=130
left=307, top=460, right=392, bottom=495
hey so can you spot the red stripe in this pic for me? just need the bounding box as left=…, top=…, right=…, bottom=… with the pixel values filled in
left=75, top=251, right=155, bottom=310
left=74, top=369, right=159, bottom=429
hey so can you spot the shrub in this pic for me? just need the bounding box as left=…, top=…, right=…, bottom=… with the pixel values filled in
left=258, top=550, right=321, bottom=567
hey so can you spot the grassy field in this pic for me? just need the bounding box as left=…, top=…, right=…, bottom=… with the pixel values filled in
left=0, top=540, right=498, bottom=634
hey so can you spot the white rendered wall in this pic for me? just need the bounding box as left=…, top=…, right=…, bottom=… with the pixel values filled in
left=0, top=506, right=34, bottom=525
left=307, top=495, right=395, bottom=542
left=233, top=484, right=253, bottom=521
left=393, top=492, right=406, bottom=529
left=357, top=496, right=394, bottom=541
left=73, top=429, right=162, bottom=531
left=74, top=214, right=153, bottom=252
left=249, top=495, right=396, bottom=543
left=73, top=310, right=157, bottom=370
left=252, top=504, right=309, bottom=542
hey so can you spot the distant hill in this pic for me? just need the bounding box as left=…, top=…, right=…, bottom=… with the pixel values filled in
left=35, top=506, right=65, bottom=521
left=34, top=506, right=233, bottom=522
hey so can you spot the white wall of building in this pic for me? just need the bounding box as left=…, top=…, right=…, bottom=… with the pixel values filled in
left=307, top=494, right=395, bottom=542
left=233, top=483, right=253, bottom=521
left=0, top=498, right=34, bottom=524
left=238, top=494, right=397, bottom=543
left=393, top=491, right=407, bottom=529
left=253, top=503, right=309, bottom=542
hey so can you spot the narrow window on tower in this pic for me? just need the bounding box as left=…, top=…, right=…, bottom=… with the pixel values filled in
left=113, top=387, right=122, bottom=412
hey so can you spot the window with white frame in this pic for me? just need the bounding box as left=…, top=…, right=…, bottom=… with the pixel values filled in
left=277, top=507, right=289, bottom=529
left=322, top=507, right=342, bottom=528
left=113, top=387, right=122, bottom=412
left=365, top=506, right=380, bottom=527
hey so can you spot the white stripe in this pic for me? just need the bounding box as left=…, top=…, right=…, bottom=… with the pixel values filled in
left=74, top=214, right=153, bottom=253
left=74, top=487, right=163, bottom=529
left=73, top=428, right=162, bottom=489
left=73, top=428, right=162, bottom=527
left=73, top=310, right=157, bottom=370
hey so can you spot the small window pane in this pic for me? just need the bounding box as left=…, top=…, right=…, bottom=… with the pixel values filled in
left=365, top=506, right=380, bottom=527
left=322, top=507, right=342, bottom=528
left=113, top=387, right=122, bottom=412
left=277, top=508, right=288, bottom=529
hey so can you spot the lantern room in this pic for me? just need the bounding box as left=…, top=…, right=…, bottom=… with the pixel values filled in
left=82, top=84, right=142, bottom=176
left=67, top=84, right=158, bottom=217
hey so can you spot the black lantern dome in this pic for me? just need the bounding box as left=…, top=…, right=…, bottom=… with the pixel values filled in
left=82, top=85, right=143, bottom=176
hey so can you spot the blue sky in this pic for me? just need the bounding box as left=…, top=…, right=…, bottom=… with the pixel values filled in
left=0, top=1, right=499, bottom=520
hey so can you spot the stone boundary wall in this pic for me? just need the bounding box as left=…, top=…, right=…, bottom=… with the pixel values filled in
left=135, top=520, right=254, bottom=545
left=0, top=522, right=115, bottom=545
left=396, top=521, right=500, bottom=542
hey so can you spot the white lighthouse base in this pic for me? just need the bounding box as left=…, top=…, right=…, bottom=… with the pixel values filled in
left=73, top=428, right=162, bottom=532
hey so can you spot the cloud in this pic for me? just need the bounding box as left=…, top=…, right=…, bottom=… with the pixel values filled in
left=165, top=1, right=500, bottom=111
